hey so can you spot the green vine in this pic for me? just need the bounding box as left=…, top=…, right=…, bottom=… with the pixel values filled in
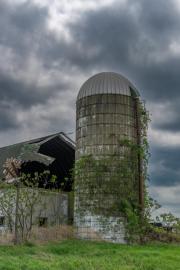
left=119, top=99, right=151, bottom=243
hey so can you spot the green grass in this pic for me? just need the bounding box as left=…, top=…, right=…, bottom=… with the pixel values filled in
left=0, top=240, right=180, bottom=270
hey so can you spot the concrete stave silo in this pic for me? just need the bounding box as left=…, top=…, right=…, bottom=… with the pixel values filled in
left=74, top=72, right=142, bottom=243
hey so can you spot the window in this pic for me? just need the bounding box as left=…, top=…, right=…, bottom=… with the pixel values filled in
left=38, top=217, right=48, bottom=227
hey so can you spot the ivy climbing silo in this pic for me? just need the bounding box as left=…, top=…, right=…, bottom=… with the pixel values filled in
left=74, top=72, right=144, bottom=243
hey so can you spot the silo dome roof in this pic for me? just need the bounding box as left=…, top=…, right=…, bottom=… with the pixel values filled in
left=77, top=72, right=139, bottom=100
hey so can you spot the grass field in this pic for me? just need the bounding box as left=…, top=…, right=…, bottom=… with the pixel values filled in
left=0, top=240, right=180, bottom=270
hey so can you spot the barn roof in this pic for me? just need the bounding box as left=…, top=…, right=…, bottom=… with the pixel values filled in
left=0, top=132, right=75, bottom=180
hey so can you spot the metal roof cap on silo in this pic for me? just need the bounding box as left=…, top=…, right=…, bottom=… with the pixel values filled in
left=77, top=72, right=140, bottom=100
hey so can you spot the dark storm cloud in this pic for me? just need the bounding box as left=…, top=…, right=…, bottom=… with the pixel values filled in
left=150, top=98, right=180, bottom=132
left=1, top=0, right=180, bottom=116
left=62, top=2, right=139, bottom=71
left=0, top=1, right=69, bottom=130
left=0, top=72, right=69, bottom=108
left=11, top=2, right=47, bottom=32
left=65, top=0, right=180, bottom=101
left=0, top=1, right=48, bottom=101
left=2, top=0, right=179, bottom=104
left=0, top=68, right=71, bottom=131
left=139, top=0, right=180, bottom=39
left=0, top=102, right=20, bottom=130
left=149, top=145, right=180, bottom=187
left=0, top=1, right=48, bottom=55
left=153, top=118, right=180, bottom=132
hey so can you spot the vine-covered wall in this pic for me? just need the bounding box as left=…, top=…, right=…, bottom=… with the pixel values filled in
left=74, top=93, right=142, bottom=243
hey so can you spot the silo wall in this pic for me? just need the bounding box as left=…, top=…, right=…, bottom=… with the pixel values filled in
left=74, top=94, right=139, bottom=243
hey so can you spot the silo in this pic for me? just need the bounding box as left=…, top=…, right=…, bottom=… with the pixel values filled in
left=74, top=72, right=143, bottom=243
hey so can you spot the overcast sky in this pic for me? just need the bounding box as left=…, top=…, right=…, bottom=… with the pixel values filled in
left=0, top=0, right=180, bottom=217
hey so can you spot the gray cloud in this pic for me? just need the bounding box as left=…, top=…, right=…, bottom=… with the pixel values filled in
left=2, top=0, right=180, bottom=107
left=149, top=145, right=180, bottom=186
left=0, top=72, right=70, bottom=107
left=64, top=0, right=180, bottom=101
left=0, top=1, right=48, bottom=55
left=0, top=1, right=72, bottom=131
left=153, top=117, right=180, bottom=132
left=0, top=102, right=20, bottom=130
